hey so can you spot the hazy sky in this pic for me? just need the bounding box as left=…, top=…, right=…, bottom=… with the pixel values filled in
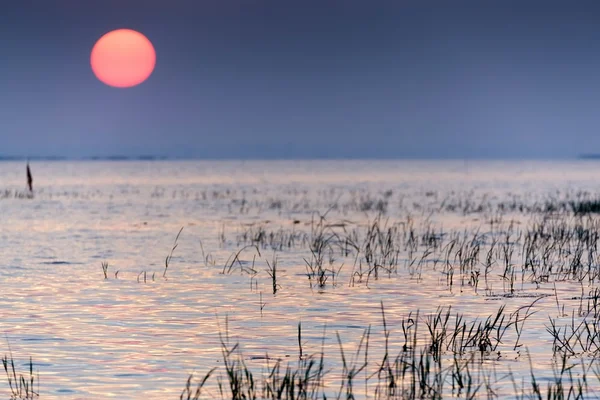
left=2, top=1, right=600, bottom=159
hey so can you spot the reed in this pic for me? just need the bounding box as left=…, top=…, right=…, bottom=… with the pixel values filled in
left=163, top=226, right=184, bottom=279
left=101, top=261, right=109, bottom=279
left=177, top=301, right=600, bottom=399
left=2, top=350, right=38, bottom=400
left=17, top=185, right=600, bottom=396
left=265, top=253, right=280, bottom=295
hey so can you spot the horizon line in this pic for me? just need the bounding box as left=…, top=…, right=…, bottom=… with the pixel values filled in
left=0, top=154, right=593, bottom=162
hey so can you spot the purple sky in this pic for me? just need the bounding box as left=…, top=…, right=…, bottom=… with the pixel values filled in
left=1, top=1, right=600, bottom=159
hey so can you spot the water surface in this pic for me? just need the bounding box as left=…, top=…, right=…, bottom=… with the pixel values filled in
left=1, top=160, right=599, bottom=398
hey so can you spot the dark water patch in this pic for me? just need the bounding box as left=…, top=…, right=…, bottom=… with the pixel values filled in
left=31, top=362, right=53, bottom=367
left=327, top=324, right=366, bottom=330
left=22, top=337, right=66, bottom=342
left=56, top=389, right=75, bottom=393
left=114, top=373, right=146, bottom=378
left=40, top=261, right=83, bottom=265
left=249, top=355, right=281, bottom=361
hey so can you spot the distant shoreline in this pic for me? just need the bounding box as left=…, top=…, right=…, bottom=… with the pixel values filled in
left=0, top=155, right=595, bottom=162
left=0, top=155, right=168, bottom=161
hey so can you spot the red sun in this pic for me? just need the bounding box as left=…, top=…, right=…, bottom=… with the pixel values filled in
left=91, top=29, right=156, bottom=88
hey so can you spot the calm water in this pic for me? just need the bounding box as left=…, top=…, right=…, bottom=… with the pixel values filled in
left=1, top=160, right=600, bottom=399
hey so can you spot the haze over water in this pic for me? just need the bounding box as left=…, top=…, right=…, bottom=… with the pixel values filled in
left=2, top=159, right=600, bottom=398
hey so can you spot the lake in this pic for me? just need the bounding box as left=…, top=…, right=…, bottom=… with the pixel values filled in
left=1, top=159, right=600, bottom=399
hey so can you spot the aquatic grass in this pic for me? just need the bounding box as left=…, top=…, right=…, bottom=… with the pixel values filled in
left=509, top=350, right=595, bottom=399
left=546, top=312, right=600, bottom=357
left=212, top=199, right=600, bottom=305
left=180, top=368, right=217, bottom=400
left=449, top=353, right=482, bottom=399
left=182, top=304, right=600, bottom=399
left=297, top=322, right=303, bottom=360
left=199, top=238, right=217, bottom=268
left=265, top=253, right=280, bottom=295
left=137, top=270, right=154, bottom=283
left=101, top=261, right=109, bottom=279
left=303, top=248, right=328, bottom=289
left=222, top=203, right=600, bottom=296
left=22, top=183, right=600, bottom=396
left=570, top=198, right=600, bottom=215
left=421, top=303, right=538, bottom=360
left=236, top=223, right=307, bottom=251
left=163, top=226, right=184, bottom=279
left=335, top=328, right=370, bottom=399
left=222, top=244, right=261, bottom=275
left=0, top=189, right=34, bottom=200
left=206, top=317, right=328, bottom=400
left=583, top=287, right=600, bottom=320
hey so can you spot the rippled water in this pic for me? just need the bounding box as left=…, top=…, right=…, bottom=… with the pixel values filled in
left=2, top=159, right=600, bottom=399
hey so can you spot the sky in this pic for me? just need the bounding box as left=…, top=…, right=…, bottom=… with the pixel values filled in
left=1, top=1, right=600, bottom=159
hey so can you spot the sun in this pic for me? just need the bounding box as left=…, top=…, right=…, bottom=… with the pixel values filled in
left=91, top=29, right=156, bottom=88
